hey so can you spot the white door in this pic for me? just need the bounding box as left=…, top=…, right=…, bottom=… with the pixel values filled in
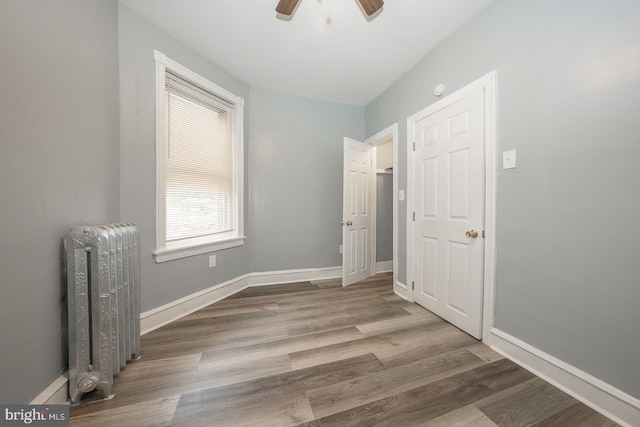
left=342, top=138, right=373, bottom=287
left=412, top=88, right=485, bottom=338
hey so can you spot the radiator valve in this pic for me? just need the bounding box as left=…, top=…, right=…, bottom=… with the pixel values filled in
left=77, top=373, right=100, bottom=393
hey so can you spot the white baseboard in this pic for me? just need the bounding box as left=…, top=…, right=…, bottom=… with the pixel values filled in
left=141, top=266, right=343, bottom=334
left=490, top=328, right=640, bottom=427
left=140, top=274, right=250, bottom=335
left=30, top=373, right=69, bottom=405
left=376, top=260, right=393, bottom=273
left=249, top=266, right=342, bottom=287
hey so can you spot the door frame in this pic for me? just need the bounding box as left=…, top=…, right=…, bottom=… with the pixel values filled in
left=366, top=123, right=399, bottom=292
left=407, top=71, right=497, bottom=343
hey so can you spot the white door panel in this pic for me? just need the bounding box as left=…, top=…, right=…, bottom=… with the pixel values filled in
left=413, top=88, right=485, bottom=338
left=343, top=138, right=373, bottom=286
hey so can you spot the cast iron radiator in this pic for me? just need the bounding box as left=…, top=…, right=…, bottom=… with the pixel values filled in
left=65, top=223, right=140, bottom=404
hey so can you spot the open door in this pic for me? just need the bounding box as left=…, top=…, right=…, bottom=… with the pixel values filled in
left=342, top=137, right=374, bottom=286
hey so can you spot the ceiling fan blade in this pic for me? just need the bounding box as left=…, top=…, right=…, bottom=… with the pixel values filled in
left=358, top=0, right=384, bottom=16
left=276, top=0, right=301, bottom=15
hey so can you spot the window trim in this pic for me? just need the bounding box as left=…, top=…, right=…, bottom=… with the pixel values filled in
left=153, top=50, right=245, bottom=263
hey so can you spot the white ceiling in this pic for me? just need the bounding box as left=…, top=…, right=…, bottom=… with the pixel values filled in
left=119, top=0, right=494, bottom=106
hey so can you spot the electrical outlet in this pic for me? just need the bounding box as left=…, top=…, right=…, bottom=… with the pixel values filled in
left=339, top=245, right=343, bottom=254
left=503, top=150, right=517, bottom=169
left=209, top=255, right=217, bottom=268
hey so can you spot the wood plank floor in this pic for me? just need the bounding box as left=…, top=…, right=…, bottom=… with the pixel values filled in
left=69, top=273, right=617, bottom=426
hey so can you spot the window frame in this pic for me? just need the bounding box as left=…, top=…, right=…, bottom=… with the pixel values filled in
left=153, top=50, right=245, bottom=263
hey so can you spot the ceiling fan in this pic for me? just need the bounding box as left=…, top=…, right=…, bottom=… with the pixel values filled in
left=276, top=0, right=384, bottom=17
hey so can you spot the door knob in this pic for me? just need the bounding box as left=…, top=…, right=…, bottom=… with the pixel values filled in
left=342, top=220, right=353, bottom=226
left=465, top=229, right=478, bottom=238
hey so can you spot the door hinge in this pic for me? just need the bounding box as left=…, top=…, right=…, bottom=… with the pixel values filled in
left=412, top=281, right=415, bottom=290
left=413, top=141, right=416, bottom=151
left=413, top=212, right=416, bottom=221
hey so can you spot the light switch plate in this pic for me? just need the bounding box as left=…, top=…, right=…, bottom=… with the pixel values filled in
left=209, top=255, right=217, bottom=268
left=399, top=190, right=405, bottom=201
left=503, top=150, right=517, bottom=169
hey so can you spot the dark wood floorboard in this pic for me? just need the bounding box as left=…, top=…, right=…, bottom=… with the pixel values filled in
left=69, top=273, right=617, bottom=426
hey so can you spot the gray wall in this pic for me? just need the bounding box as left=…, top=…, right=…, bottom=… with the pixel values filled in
left=118, top=5, right=251, bottom=311
left=248, top=89, right=364, bottom=272
left=376, top=174, right=393, bottom=262
left=0, top=0, right=120, bottom=403
left=366, top=0, right=640, bottom=398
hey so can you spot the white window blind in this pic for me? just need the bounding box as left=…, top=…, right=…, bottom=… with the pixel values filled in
left=164, top=72, right=234, bottom=242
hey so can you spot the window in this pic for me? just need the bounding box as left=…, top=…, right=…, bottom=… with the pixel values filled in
left=153, top=51, right=244, bottom=263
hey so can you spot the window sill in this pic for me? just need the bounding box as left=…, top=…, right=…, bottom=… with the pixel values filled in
left=153, top=236, right=245, bottom=263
